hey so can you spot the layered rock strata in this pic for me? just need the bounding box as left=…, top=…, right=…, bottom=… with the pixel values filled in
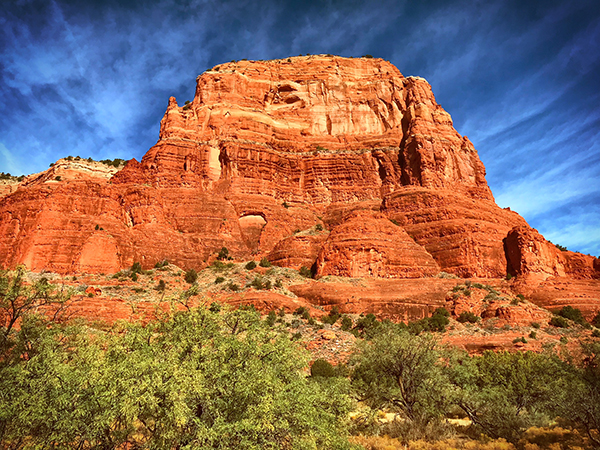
left=0, top=55, right=597, bottom=317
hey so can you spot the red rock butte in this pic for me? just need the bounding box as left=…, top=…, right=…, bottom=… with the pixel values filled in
left=0, top=55, right=598, bottom=318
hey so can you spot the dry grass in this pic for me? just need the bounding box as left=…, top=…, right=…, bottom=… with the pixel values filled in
left=350, top=435, right=516, bottom=450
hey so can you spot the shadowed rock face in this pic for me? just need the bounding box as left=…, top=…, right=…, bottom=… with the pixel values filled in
left=0, top=56, right=597, bottom=300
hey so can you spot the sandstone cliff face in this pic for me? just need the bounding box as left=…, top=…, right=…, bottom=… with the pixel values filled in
left=314, top=210, right=439, bottom=278
left=139, top=56, right=491, bottom=203
left=0, top=55, right=595, bottom=299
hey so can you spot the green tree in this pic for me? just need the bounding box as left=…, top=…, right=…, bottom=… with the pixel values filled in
left=351, top=329, right=451, bottom=439
left=447, top=350, right=568, bottom=443
left=0, top=307, right=356, bottom=449
left=0, top=267, right=70, bottom=359
left=184, top=268, right=198, bottom=284
left=559, top=343, right=600, bottom=446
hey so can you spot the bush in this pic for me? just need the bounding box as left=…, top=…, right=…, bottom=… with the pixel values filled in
left=352, top=329, right=451, bottom=438
left=299, top=266, right=312, bottom=278
left=429, top=308, right=450, bottom=332
left=155, top=280, right=166, bottom=291
left=211, top=260, right=234, bottom=272
left=0, top=308, right=355, bottom=448
left=529, top=331, right=537, bottom=339
left=155, top=260, right=169, bottom=268
left=131, top=262, right=142, bottom=274
left=249, top=276, right=267, bottom=290
left=227, top=282, right=239, bottom=292
left=340, top=315, right=353, bottom=331
left=315, top=223, right=323, bottom=231
left=245, top=261, right=257, bottom=270
left=322, top=306, right=341, bottom=325
left=130, top=272, right=138, bottom=282
left=265, top=310, right=277, bottom=327
left=549, top=316, right=570, bottom=328
left=259, top=257, right=271, bottom=268
left=556, top=305, right=587, bottom=326
left=457, top=311, right=479, bottom=324
left=592, top=312, right=600, bottom=328
left=447, top=350, right=568, bottom=443
left=184, top=269, right=198, bottom=284
left=531, top=322, right=541, bottom=329
left=351, top=313, right=382, bottom=339
left=311, top=359, right=337, bottom=378
left=214, top=276, right=225, bottom=284
left=217, top=247, right=230, bottom=260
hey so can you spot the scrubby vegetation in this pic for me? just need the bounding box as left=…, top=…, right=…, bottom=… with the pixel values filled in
left=0, top=172, right=25, bottom=182
left=2, top=267, right=600, bottom=448
left=0, top=305, right=354, bottom=449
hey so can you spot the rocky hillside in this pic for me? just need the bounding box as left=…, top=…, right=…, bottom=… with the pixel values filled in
left=0, top=55, right=598, bottom=321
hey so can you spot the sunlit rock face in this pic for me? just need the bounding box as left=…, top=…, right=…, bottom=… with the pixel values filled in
left=1, top=55, right=597, bottom=299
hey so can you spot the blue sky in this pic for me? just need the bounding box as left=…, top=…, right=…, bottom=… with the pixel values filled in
left=1, top=0, right=599, bottom=256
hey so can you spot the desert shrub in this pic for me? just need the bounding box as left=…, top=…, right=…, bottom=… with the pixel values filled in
left=293, top=307, right=310, bottom=320
left=155, top=280, right=166, bottom=291
left=249, top=276, right=267, bottom=290
left=294, top=307, right=308, bottom=316
left=210, top=260, right=231, bottom=272
left=351, top=313, right=382, bottom=339
left=531, top=322, right=541, bottom=329
left=322, top=306, right=341, bottom=325
left=457, top=311, right=479, bottom=324
left=245, top=261, right=257, bottom=270
left=556, top=305, right=587, bottom=326
left=549, top=316, right=569, bottom=328
left=130, top=272, right=138, bottom=282
left=154, top=259, right=169, bottom=268
left=512, top=336, right=527, bottom=344
left=184, top=269, right=198, bottom=284
left=592, top=312, right=600, bottom=328
left=560, top=336, right=568, bottom=344
left=259, top=257, right=271, bottom=268
left=340, top=315, right=353, bottom=331
left=214, top=276, right=225, bottom=284
left=299, top=266, right=312, bottom=278
left=428, top=308, right=450, bottom=332
left=217, top=247, right=230, bottom=260
left=315, top=223, right=324, bottom=231
left=131, top=262, right=142, bottom=274
left=311, top=359, right=337, bottom=378
left=227, top=282, right=240, bottom=292
left=529, top=331, right=537, bottom=339
left=265, top=310, right=277, bottom=327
